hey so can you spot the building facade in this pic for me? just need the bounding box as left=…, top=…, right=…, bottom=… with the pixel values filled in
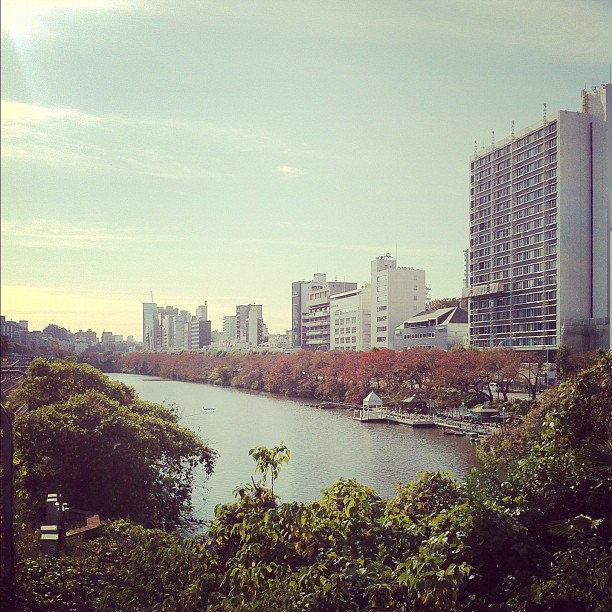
left=465, top=84, right=611, bottom=353
left=330, top=285, right=372, bottom=351
left=236, top=304, right=267, bottom=348
left=291, top=274, right=327, bottom=348
left=394, top=307, right=468, bottom=350
left=142, top=300, right=212, bottom=352
left=370, top=254, right=427, bottom=349
left=301, top=278, right=358, bottom=351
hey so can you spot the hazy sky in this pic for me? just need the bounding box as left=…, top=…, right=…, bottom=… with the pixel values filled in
left=1, top=0, right=610, bottom=338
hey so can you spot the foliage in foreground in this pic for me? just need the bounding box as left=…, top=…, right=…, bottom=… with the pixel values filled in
left=10, top=358, right=216, bottom=530
left=13, top=353, right=612, bottom=610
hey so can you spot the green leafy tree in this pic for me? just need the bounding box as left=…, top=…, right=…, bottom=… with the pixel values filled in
left=12, top=359, right=215, bottom=529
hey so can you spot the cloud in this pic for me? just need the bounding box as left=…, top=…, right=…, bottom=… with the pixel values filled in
left=1, top=219, right=136, bottom=249
left=277, top=165, right=304, bottom=177
left=1, top=99, right=297, bottom=181
left=1, top=100, right=100, bottom=134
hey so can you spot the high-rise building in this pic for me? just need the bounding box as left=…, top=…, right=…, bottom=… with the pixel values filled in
left=301, top=277, right=358, bottom=351
left=223, top=315, right=237, bottom=346
left=236, top=304, right=267, bottom=348
left=465, top=84, right=611, bottom=353
left=143, top=301, right=211, bottom=352
left=370, top=254, right=427, bottom=349
left=142, top=302, right=159, bottom=350
left=190, top=302, right=211, bottom=349
left=291, top=274, right=327, bottom=348
left=330, top=285, right=372, bottom=351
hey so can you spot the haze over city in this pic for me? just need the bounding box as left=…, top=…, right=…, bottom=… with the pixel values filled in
left=1, top=0, right=610, bottom=338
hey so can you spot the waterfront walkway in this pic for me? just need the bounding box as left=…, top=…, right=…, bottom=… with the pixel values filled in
left=353, top=407, right=498, bottom=437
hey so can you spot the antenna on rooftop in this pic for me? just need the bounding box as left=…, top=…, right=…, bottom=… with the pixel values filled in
left=151, top=291, right=154, bottom=302
left=511, top=120, right=515, bottom=140
left=543, top=102, right=547, bottom=125
left=473, top=140, right=477, bottom=155
left=491, top=131, right=495, bottom=147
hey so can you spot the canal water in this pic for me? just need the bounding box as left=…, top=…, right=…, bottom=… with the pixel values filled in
left=109, top=374, right=477, bottom=524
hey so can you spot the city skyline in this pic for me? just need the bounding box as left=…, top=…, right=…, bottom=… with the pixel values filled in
left=2, top=1, right=610, bottom=337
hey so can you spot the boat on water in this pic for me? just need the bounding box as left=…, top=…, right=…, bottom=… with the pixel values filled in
left=202, top=406, right=215, bottom=412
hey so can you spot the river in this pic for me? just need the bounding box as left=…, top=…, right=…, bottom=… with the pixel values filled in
left=109, top=374, right=477, bottom=525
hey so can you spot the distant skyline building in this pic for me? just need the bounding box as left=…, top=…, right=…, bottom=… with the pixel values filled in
left=142, top=300, right=211, bottom=352
left=222, top=315, right=237, bottom=347
left=370, top=254, right=427, bottom=349
left=236, top=304, right=267, bottom=348
left=465, top=83, right=611, bottom=353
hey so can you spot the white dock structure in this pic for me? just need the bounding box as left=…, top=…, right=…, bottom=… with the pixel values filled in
left=353, top=404, right=496, bottom=437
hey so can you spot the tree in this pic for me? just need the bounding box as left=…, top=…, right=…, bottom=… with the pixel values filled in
left=426, top=297, right=461, bottom=311
left=11, top=359, right=216, bottom=529
left=43, top=323, right=70, bottom=342
left=248, top=443, right=290, bottom=497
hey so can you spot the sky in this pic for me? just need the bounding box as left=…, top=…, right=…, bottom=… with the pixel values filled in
left=1, top=0, right=610, bottom=339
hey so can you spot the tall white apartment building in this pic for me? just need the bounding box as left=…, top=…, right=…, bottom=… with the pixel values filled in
left=236, top=304, right=266, bottom=348
left=370, top=254, right=427, bottom=349
left=466, top=84, right=611, bottom=353
left=330, top=285, right=372, bottom=351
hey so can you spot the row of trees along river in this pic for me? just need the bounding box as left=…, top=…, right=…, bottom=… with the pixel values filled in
left=4, top=351, right=611, bottom=610
left=105, top=345, right=596, bottom=405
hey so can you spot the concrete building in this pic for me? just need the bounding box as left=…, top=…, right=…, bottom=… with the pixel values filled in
left=142, top=302, right=160, bottom=350
left=370, top=254, right=427, bottom=349
left=236, top=304, right=267, bottom=348
left=143, top=301, right=212, bottom=352
left=394, top=307, right=468, bottom=350
left=330, top=285, right=372, bottom=351
left=301, top=277, right=358, bottom=351
left=0, top=316, right=29, bottom=344
left=291, top=274, right=327, bottom=348
left=190, top=318, right=212, bottom=349
left=190, top=302, right=212, bottom=349
left=222, top=316, right=237, bottom=347
left=465, top=84, right=611, bottom=354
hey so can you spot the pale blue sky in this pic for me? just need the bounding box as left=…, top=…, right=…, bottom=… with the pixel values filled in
left=1, top=0, right=610, bottom=338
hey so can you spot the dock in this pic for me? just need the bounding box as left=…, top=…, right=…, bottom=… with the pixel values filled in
left=352, top=407, right=495, bottom=437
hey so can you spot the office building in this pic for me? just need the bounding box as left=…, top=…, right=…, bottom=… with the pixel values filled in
left=301, top=276, right=358, bottom=350
left=236, top=304, right=267, bottom=348
left=142, top=302, right=160, bottom=350
left=330, top=285, right=372, bottom=351
left=370, top=254, right=427, bottom=349
left=142, top=300, right=212, bottom=352
left=291, top=274, right=327, bottom=348
left=465, top=84, right=611, bottom=353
